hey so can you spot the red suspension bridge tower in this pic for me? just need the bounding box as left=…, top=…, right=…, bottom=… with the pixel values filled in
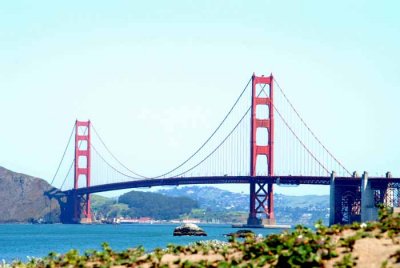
left=73, top=120, right=92, bottom=223
left=247, top=73, right=275, bottom=226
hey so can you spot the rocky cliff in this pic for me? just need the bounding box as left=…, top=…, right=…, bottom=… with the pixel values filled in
left=0, top=166, right=61, bottom=223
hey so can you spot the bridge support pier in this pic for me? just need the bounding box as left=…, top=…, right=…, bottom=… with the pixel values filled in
left=330, top=171, right=382, bottom=225
left=247, top=182, right=260, bottom=225
left=331, top=172, right=361, bottom=225
left=247, top=182, right=275, bottom=226
left=361, top=172, right=378, bottom=222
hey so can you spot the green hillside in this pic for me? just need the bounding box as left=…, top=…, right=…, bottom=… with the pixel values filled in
left=91, top=191, right=198, bottom=220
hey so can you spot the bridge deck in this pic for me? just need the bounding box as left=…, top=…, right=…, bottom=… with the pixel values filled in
left=62, top=175, right=400, bottom=195
left=64, top=176, right=400, bottom=195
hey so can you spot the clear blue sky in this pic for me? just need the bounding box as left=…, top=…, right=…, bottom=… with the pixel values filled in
left=1, top=1, right=399, bottom=196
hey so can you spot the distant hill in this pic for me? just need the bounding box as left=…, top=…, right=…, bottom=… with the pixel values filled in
left=157, top=186, right=329, bottom=210
left=158, top=186, right=248, bottom=212
left=158, top=186, right=329, bottom=225
left=0, top=166, right=61, bottom=223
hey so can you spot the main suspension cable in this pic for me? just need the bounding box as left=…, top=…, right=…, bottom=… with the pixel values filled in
left=152, top=77, right=252, bottom=179
left=60, top=160, right=74, bottom=190
left=91, top=124, right=148, bottom=179
left=273, top=78, right=351, bottom=175
left=171, top=107, right=251, bottom=178
left=50, top=124, right=76, bottom=186
left=171, top=88, right=266, bottom=178
left=90, top=142, right=143, bottom=180
left=271, top=99, right=330, bottom=174
left=60, top=125, right=88, bottom=190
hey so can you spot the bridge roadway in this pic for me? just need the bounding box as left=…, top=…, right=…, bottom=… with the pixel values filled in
left=62, top=175, right=400, bottom=196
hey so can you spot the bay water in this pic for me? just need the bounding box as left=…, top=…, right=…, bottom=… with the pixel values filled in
left=0, top=224, right=283, bottom=262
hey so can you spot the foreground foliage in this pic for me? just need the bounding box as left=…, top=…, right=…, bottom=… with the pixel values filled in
left=8, top=207, right=400, bottom=267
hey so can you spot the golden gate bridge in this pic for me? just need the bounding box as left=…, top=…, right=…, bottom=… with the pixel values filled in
left=50, top=73, right=400, bottom=226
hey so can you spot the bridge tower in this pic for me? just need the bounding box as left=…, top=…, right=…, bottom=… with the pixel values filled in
left=248, top=73, right=275, bottom=226
left=73, top=120, right=92, bottom=223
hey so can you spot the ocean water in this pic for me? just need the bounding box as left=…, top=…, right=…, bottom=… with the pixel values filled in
left=0, top=224, right=284, bottom=262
